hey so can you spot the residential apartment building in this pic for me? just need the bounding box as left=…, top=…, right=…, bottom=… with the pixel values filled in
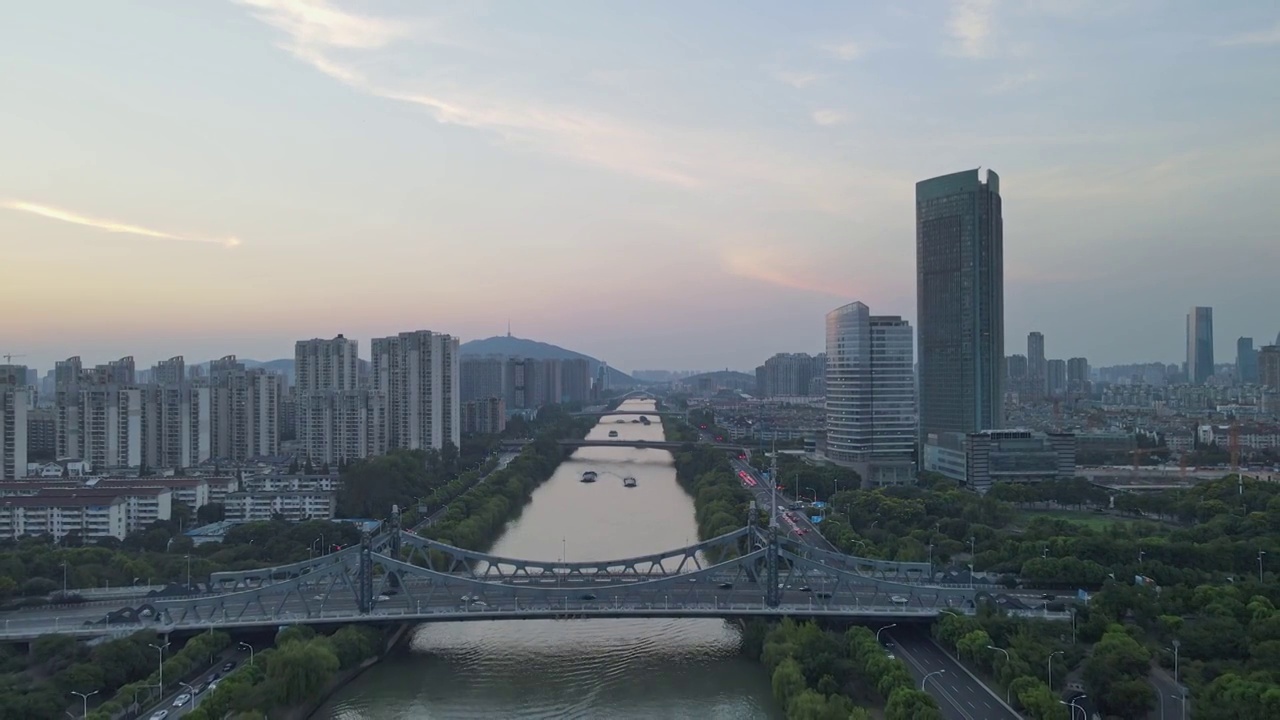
left=1027, top=332, right=1046, bottom=399
left=26, top=407, right=56, bottom=462
left=0, top=495, right=129, bottom=541
left=916, top=168, right=1005, bottom=439
left=1067, top=357, right=1090, bottom=394
left=241, top=474, right=340, bottom=493
left=295, top=335, right=360, bottom=394
left=206, top=356, right=282, bottom=462
left=755, top=353, right=826, bottom=398
left=461, top=355, right=507, bottom=403
left=823, top=302, right=916, bottom=485
left=371, top=330, right=460, bottom=451
left=1, top=365, right=29, bottom=479
left=1186, top=307, right=1214, bottom=385
left=1237, top=338, right=1258, bottom=384
left=296, top=389, right=387, bottom=463
left=0, top=484, right=172, bottom=535
left=1261, top=346, right=1280, bottom=391
left=224, top=489, right=336, bottom=522
left=462, top=397, right=507, bottom=435
left=1047, top=359, right=1067, bottom=397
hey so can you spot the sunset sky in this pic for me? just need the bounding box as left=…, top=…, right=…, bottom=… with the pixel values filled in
left=3, top=1, right=1278, bottom=373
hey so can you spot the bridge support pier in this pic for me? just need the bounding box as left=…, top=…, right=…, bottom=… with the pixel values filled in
left=765, top=528, right=780, bottom=608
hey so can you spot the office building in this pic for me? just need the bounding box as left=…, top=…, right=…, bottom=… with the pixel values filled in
left=371, top=330, right=460, bottom=451
left=1046, top=359, right=1067, bottom=397
left=1027, top=332, right=1046, bottom=399
left=1237, top=337, right=1258, bottom=384
left=1261, top=346, right=1280, bottom=391
left=824, top=302, right=916, bottom=485
left=1067, top=357, right=1089, bottom=393
left=1, top=365, right=29, bottom=479
left=1186, top=307, right=1214, bottom=385
left=462, top=397, right=507, bottom=435
left=916, top=168, right=1004, bottom=439
left=923, top=429, right=1076, bottom=494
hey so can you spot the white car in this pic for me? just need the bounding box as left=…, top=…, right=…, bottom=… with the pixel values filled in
left=172, top=693, right=192, bottom=707
left=376, top=594, right=391, bottom=601
left=149, top=711, right=169, bottom=720
left=890, top=595, right=908, bottom=604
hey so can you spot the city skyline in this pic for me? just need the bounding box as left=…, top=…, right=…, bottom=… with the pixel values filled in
left=3, top=2, right=1279, bottom=371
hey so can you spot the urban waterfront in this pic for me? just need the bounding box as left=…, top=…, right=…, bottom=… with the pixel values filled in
left=316, top=400, right=780, bottom=719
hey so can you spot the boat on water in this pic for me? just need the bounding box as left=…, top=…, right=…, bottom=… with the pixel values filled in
left=638, top=416, right=651, bottom=425
left=581, top=471, right=598, bottom=483
left=623, top=476, right=637, bottom=488
left=608, top=430, right=619, bottom=437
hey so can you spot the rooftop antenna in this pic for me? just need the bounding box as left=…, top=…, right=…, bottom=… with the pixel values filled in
left=507, top=319, right=512, bottom=337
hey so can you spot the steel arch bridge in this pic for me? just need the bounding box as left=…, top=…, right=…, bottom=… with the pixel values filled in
left=0, top=508, right=1051, bottom=642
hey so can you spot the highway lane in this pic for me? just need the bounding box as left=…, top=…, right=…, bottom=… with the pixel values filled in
left=887, top=626, right=1019, bottom=720
left=138, top=646, right=251, bottom=720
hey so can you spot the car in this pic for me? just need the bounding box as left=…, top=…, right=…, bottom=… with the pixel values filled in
left=149, top=711, right=169, bottom=720
left=313, top=594, right=324, bottom=600
left=1040, top=593, right=1056, bottom=600
left=580, top=593, right=597, bottom=601
left=172, top=693, right=192, bottom=707
left=798, top=586, right=812, bottom=592
left=717, top=582, right=733, bottom=589
left=471, top=600, right=488, bottom=607
left=195, top=683, right=208, bottom=695
left=816, top=591, right=833, bottom=599
left=376, top=594, right=391, bottom=601
left=890, top=595, right=908, bottom=604
left=206, top=672, right=220, bottom=683
left=222, top=660, right=237, bottom=672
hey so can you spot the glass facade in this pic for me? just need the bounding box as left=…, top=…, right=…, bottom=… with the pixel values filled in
left=824, top=302, right=916, bottom=467
left=916, top=169, right=1004, bottom=439
left=1186, top=307, right=1214, bottom=385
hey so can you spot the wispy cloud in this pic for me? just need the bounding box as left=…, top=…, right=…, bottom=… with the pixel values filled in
left=772, top=70, right=823, bottom=89
left=2, top=200, right=241, bottom=248
left=1217, top=22, right=1280, bottom=46
left=947, top=0, right=998, bottom=58
left=811, top=109, right=850, bottom=127
left=720, top=246, right=853, bottom=297
left=820, top=41, right=863, bottom=61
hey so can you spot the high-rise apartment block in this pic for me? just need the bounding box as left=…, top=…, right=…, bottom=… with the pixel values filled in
left=916, top=168, right=1004, bottom=438
left=1027, top=332, right=1046, bottom=399
left=462, top=397, right=507, bottom=435
left=755, top=353, right=826, bottom=398
left=1006, top=355, right=1028, bottom=393
left=1237, top=337, right=1258, bottom=384
left=824, top=302, right=916, bottom=485
left=1046, top=359, right=1067, bottom=397
left=1067, top=357, right=1090, bottom=393
left=295, top=336, right=387, bottom=464
left=1, top=365, right=29, bottom=479
left=1186, top=307, right=1214, bottom=385
left=1261, top=346, right=1280, bottom=391
left=460, top=355, right=592, bottom=409
left=207, top=356, right=281, bottom=462
left=371, top=330, right=460, bottom=452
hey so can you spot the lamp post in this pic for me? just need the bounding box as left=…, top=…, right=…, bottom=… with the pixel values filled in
left=62, top=561, right=68, bottom=596
left=70, top=690, right=98, bottom=718
left=1060, top=695, right=1087, bottom=720
left=876, top=624, right=897, bottom=644
left=986, top=646, right=1011, bottom=704
left=969, top=536, right=976, bottom=588
left=1174, top=690, right=1188, bottom=720
left=921, top=669, right=946, bottom=692
left=804, top=486, right=817, bottom=504
left=1259, top=550, right=1266, bottom=583
left=1170, top=639, right=1180, bottom=686
left=179, top=682, right=196, bottom=708
left=185, top=554, right=192, bottom=591
left=1049, top=650, right=1064, bottom=690
left=149, top=641, right=170, bottom=694
left=238, top=641, right=255, bottom=665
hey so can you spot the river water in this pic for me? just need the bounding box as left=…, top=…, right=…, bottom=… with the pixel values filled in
left=316, top=399, right=779, bottom=719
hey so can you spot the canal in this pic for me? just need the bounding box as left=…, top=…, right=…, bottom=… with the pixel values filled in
left=316, top=399, right=780, bottom=719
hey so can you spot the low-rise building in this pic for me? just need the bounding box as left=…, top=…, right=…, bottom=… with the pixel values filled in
left=224, top=490, right=336, bottom=522
left=241, top=474, right=341, bottom=493
left=0, top=494, right=129, bottom=541
left=924, top=430, right=1077, bottom=494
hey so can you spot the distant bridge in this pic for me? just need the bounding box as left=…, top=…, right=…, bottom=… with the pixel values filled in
left=0, top=510, right=1069, bottom=642
left=570, top=410, right=686, bottom=418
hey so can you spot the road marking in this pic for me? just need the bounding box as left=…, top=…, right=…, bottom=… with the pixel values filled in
left=889, top=635, right=974, bottom=720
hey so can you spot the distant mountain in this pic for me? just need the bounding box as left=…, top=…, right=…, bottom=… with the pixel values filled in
left=460, top=335, right=637, bottom=386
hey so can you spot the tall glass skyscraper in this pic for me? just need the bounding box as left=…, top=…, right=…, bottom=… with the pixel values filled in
left=916, top=168, right=1005, bottom=440
left=824, top=301, right=916, bottom=485
left=1186, top=307, right=1214, bottom=385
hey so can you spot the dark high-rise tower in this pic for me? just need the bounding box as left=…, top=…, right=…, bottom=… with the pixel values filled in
left=916, top=168, right=1004, bottom=439
left=1186, top=307, right=1214, bottom=385
left=1236, top=337, right=1258, bottom=384
left=1027, top=331, right=1046, bottom=399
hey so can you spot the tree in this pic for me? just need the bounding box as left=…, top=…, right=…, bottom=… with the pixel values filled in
left=196, top=503, right=226, bottom=525
left=263, top=639, right=338, bottom=706
left=771, top=657, right=807, bottom=710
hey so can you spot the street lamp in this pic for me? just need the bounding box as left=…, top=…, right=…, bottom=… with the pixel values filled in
left=921, top=669, right=946, bottom=692
left=62, top=561, right=69, bottom=596
left=1049, top=650, right=1064, bottom=690
left=804, top=486, right=817, bottom=503
left=185, top=554, right=192, bottom=591
left=1169, top=639, right=1180, bottom=686
left=70, top=690, right=98, bottom=718
left=1173, top=689, right=1188, bottom=720
left=1259, top=550, right=1267, bottom=583
left=148, top=642, right=170, bottom=694
left=969, top=536, right=977, bottom=588
left=238, top=641, right=255, bottom=665
left=876, top=624, right=897, bottom=644
left=179, top=682, right=196, bottom=708
left=1060, top=695, right=1087, bottom=720
left=986, top=646, right=1012, bottom=703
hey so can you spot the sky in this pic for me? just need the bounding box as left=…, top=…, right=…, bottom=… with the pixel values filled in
left=2, top=0, right=1279, bottom=374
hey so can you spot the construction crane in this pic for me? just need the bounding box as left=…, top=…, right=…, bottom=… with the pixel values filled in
left=1, top=353, right=25, bottom=363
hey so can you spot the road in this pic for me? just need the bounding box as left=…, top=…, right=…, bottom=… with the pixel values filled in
left=886, top=626, right=1020, bottom=720
left=411, top=452, right=517, bottom=532
left=726, top=450, right=836, bottom=552
left=139, top=645, right=252, bottom=720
